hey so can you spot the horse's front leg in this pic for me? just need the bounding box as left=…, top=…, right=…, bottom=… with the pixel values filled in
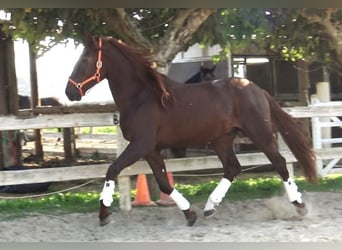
left=99, top=139, right=154, bottom=226
left=145, top=150, right=197, bottom=226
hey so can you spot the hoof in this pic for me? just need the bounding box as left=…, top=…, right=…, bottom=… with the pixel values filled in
left=204, top=209, right=216, bottom=218
left=99, top=200, right=112, bottom=226
left=183, top=209, right=197, bottom=227
left=292, top=201, right=308, bottom=216
left=99, top=214, right=112, bottom=226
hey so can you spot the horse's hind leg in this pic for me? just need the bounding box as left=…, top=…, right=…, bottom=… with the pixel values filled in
left=145, top=150, right=197, bottom=226
left=243, top=122, right=308, bottom=216
left=203, top=133, right=241, bottom=218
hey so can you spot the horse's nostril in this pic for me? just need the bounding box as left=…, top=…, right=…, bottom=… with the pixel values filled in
left=65, top=89, right=79, bottom=101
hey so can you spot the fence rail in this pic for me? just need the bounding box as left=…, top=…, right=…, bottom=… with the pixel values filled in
left=1, top=105, right=342, bottom=131
left=1, top=147, right=342, bottom=187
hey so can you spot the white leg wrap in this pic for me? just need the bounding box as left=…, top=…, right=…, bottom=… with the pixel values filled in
left=99, top=180, right=115, bottom=207
left=169, top=189, right=190, bottom=211
left=283, top=177, right=302, bottom=203
left=204, top=178, right=231, bottom=211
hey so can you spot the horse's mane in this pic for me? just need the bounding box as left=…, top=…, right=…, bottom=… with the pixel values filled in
left=104, top=37, right=171, bottom=106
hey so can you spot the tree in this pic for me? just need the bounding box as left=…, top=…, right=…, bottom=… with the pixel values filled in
left=299, top=8, right=341, bottom=76
left=220, top=8, right=342, bottom=76
left=1, top=8, right=216, bottom=73
left=1, top=8, right=340, bottom=74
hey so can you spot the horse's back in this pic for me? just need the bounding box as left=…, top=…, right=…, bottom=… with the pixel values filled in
left=19, top=95, right=63, bottom=109
left=157, top=79, right=240, bottom=146
left=170, top=77, right=265, bottom=104
left=19, top=95, right=31, bottom=109
left=164, top=76, right=270, bottom=130
left=41, top=97, right=62, bottom=107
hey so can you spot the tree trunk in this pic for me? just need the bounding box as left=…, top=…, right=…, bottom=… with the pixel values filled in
left=301, top=8, right=342, bottom=76
left=28, top=45, right=44, bottom=159
left=0, top=28, right=9, bottom=115
left=297, top=60, right=310, bottom=106
left=155, top=9, right=216, bottom=73
left=0, top=27, right=21, bottom=169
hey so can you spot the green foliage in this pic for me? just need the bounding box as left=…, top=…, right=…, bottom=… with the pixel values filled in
left=0, top=192, right=102, bottom=215
left=1, top=8, right=205, bottom=56
left=1, top=8, right=111, bottom=56
left=215, top=8, right=341, bottom=72
left=264, top=9, right=334, bottom=65
left=94, top=126, right=117, bottom=134
left=42, top=127, right=116, bottom=134
left=1, top=8, right=340, bottom=72
left=176, top=174, right=342, bottom=202
left=126, top=8, right=178, bottom=41
left=79, top=126, right=117, bottom=134
left=218, top=8, right=269, bottom=50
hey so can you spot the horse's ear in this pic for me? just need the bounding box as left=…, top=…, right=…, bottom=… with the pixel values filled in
left=85, top=32, right=96, bottom=48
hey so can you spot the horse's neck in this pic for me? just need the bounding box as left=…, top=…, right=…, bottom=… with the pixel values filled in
left=106, top=72, right=152, bottom=113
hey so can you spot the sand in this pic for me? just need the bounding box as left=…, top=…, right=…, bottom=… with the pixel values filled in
left=1, top=191, right=342, bottom=242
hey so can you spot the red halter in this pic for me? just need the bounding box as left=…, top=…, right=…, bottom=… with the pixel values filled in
left=68, top=38, right=103, bottom=96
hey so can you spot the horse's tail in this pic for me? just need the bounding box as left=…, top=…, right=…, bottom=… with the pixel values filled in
left=264, top=91, right=318, bottom=183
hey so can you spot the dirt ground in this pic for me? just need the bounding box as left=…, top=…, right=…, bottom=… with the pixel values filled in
left=1, top=191, right=342, bottom=242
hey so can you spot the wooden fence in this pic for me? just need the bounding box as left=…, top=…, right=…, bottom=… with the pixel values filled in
left=1, top=104, right=342, bottom=210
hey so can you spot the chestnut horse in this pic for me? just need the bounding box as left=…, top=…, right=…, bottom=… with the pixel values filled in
left=170, top=65, right=217, bottom=158
left=65, top=34, right=317, bottom=227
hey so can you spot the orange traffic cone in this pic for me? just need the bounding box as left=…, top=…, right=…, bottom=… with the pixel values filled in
left=156, top=172, right=176, bottom=206
left=132, top=174, right=156, bottom=206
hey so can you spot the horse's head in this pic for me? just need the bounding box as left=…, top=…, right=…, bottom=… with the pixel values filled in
left=200, top=65, right=216, bottom=81
left=65, top=34, right=107, bottom=101
left=18, top=95, right=31, bottom=109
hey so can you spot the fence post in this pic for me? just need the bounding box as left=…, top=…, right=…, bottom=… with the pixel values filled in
left=115, top=116, right=131, bottom=211
left=316, top=82, right=331, bottom=148
left=313, top=81, right=331, bottom=176
left=310, top=95, right=323, bottom=176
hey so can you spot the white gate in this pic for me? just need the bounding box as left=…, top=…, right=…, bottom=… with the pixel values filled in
left=311, top=98, right=342, bottom=176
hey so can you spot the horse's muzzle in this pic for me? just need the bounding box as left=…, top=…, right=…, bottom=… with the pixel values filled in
left=65, top=84, right=82, bottom=101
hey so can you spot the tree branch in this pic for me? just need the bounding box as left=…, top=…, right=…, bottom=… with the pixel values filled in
left=153, top=8, right=216, bottom=72
left=95, top=8, right=216, bottom=73
left=302, top=9, right=341, bottom=53
left=301, top=8, right=342, bottom=75
left=96, top=8, right=152, bottom=49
